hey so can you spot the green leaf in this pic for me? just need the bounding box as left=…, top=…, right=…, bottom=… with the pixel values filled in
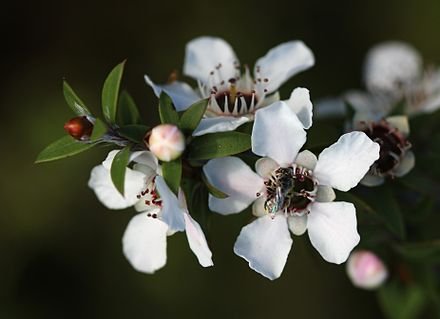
left=179, top=99, right=208, bottom=133
left=159, top=92, right=179, bottom=125
left=35, top=135, right=94, bottom=163
left=118, top=90, right=141, bottom=125
left=90, top=118, right=107, bottom=141
left=117, top=125, right=149, bottom=144
left=189, top=182, right=211, bottom=233
left=201, top=173, right=229, bottom=199
left=110, top=146, right=131, bottom=196
left=187, top=131, right=251, bottom=160
left=161, top=158, right=182, bottom=195
left=398, top=169, right=440, bottom=197
left=395, top=240, right=440, bottom=263
left=63, top=80, right=92, bottom=116
left=102, top=61, right=125, bottom=124
left=378, top=281, right=427, bottom=319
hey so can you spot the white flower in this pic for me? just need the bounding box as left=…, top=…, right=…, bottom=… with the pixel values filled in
left=88, top=150, right=213, bottom=273
left=145, top=36, right=315, bottom=135
left=148, top=124, right=185, bottom=162
left=346, top=250, right=388, bottom=290
left=203, top=102, right=380, bottom=280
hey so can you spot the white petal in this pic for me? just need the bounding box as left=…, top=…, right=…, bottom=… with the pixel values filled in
left=288, top=214, right=308, bottom=236
left=252, top=101, right=306, bottom=166
left=255, top=157, right=279, bottom=178
left=122, top=212, right=168, bottom=274
left=192, top=116, right=249, bottom=136
left=285, top=87, right=313, bottom=129
left=385, top=115, right=410, bottom=136
left=314, top=132, right=380, bottom=191
left=393, top=151, right=415, bottom=177
left=254, top=41, right=315, bottom=93
left=360, top=174, right=385, bottom=187
left=315, top=185, right=336, bottom=202
left=203, top=157, right=264, bottom=215
left=183, top=37, right=238, bottom=84
left=252, top=196, right=267, bottom=217
left=131, top=151, right=159, bottom=171
left=88, top=165, right=145, bottom=210
left=308, top=202, right=360, bottom=264
left=344, top=90, right=391, bottom=121
left=295, top=150, right=317, bottom=171
left=314, top=97, right=347, bottom=119
left=102, top=150, right=120, bottom=170
left=184, top=213, right=213, bottom=267
left=144, top=75, right=200, bottom=111
left=155, top=176, right=185, bottom=232
left=234, top=215, right=292, bottom=280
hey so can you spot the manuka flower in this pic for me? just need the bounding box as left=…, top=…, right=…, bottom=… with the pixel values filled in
left=145, top=36, right=315, bottom=135
left=88, top=150, right=213, bottom=273
left=203, top=102, right=380, bottom=280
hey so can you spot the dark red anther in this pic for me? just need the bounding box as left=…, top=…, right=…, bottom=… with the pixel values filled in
left=64, top=116, right=94, bottom=140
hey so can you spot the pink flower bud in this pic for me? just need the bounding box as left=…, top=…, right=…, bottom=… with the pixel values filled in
left=147, top=124, right=185, bottom=161
left=64, top=116, right=94, bottom=140
left=346, top=250, right=388, bottom=290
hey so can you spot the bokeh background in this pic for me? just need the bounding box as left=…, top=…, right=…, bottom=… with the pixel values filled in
left=2, top=0, right=440, bottom=318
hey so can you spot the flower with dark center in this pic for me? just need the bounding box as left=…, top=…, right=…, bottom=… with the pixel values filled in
left=356, top=116, right=415, bottom=186
left=203, top=101, right=380, bottom=280
left=88, top=150, right=213, bottom=273
left=144, top=36, right=315, bottom=136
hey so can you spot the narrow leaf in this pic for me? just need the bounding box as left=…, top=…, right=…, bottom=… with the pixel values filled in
left=102, top=61, right=125, bottom=124
left=117, top=125, right=149, bottom=144
left=159, top=92, right=179, bottom=125
left=179, top=99, right=208, bottom=133
left=90, top=118, right=107, bottom=141
left=187, top=131, right=251, bottom=160
left=35, top=136, right=94, bottom=163
left=395, top=240, right=440, bottom=263
left=63, top=80, right=92, bottom=116
left=161, top=158, right=182, bottom=195
left=110, top=146, right=131, bottom=196
left=118, top=90, right=141, bottom=125
left=202, top=173, right=229, bottom=199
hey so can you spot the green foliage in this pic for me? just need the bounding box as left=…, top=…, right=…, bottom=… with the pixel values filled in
left=102, top=61, right=125, bottom=124
left=63, top=80, right=92, bottom=116
left=187, top=131, right=251, bottom=160
left=35, top=136, right=94, bottom=163
left=395, top=241, right=440, bottom=263
left=118, top=90, right=141, bottom=125
left=159, top=92, right=179, bottom=125
left=110, top=146, right=131, bottom=196
left=161, top=158, right=182, bottom=195
left=179, top=99, right=208, bottom=134
left=90, top=118, right=108, bottom=141
left=117, top=125, right=149, bottom=144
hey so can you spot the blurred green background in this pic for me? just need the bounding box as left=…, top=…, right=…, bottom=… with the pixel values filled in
left=2, top=0, right=440, bottom=318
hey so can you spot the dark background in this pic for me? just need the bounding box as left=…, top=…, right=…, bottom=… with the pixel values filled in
left=2, top=0, right=440, bottom=318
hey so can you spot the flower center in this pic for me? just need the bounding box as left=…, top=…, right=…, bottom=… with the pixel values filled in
left=263, top=166, right=317, bottom=216
left=136, top=176, right=162, bottom=218
left=360, top=120, right=411, bottom=176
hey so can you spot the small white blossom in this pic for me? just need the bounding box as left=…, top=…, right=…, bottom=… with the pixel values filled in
left=145, top=36, right=315, bottom=135
left=148, top=124, right=185, bottom=162
left=88, top=150, right=213, bottom=273
left=203, top=102, right=380, bottom=280
left=346, top=250, right=388, bottom=290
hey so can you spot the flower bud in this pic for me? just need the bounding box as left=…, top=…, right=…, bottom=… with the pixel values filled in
left=64, top=116, right=94, bottom=141
left=147, top=124, right=185, bottom=161
left=346, top=250, right=388, bottom=290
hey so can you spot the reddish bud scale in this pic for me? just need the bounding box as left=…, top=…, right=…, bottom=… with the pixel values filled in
left=64, top=116, right=94, bottom=140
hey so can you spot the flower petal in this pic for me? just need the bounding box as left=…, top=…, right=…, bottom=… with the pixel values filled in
left=252, top=196, right=267, bottom=217
left=144, top=75, right=200, bottom=111
left=360, top=174, right=385, bottom=187
left=314, top=132, right=380, bottom=191
left=131, top=151, right=159, bottom=171
left=88, top=165, right=145, bottom=210
left=288, top=214, right=308, bottom=236
left=122, top=212, right=168, bottom=274
left=252, top=101, right=306, bottom=166
left=308, top=201, right=360, bottom=264
left=385, top=115, right=410, bottom=137
left=254, top=41, right=315, bottom=93
left=255, top=157, right=279, bottom=178
left=183, top=36, right=238, bottom=84
left=183, top=212, right=213, bottom=267
left=295, top=150, right=318, bottom=171
left=393, top=151, right=415, bottom=177
left=315, top=185, right=336, bottom=202
left=234, top=215, right=292, bottom=280
left=192, top=116, right=250, bottom=136
left=203, top=157, right=264, bottom=214
left=285, top=87, right=313, bottom=129
left=155, top=176, right=185, bottom=232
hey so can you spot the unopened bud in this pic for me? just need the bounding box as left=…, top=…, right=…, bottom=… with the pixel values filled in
left=64, top=116, right=94, bottom=140
left=147, top=124, right=185, bottom=161
left=346, top=250, right=388, bottom=290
